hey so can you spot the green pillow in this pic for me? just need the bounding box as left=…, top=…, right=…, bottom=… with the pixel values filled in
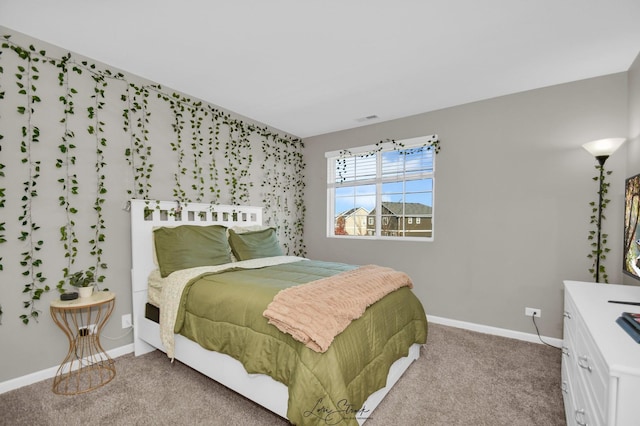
left=228, top=227, right=283, bottom=261
left=154, top=225, right=231, bottom=277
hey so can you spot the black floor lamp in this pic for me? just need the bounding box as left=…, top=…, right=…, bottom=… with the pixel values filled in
left=582, top=137, right=626, bottom=283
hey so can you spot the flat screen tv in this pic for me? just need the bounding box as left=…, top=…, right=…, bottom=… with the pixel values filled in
left=624, top=173, right=640, bottom=280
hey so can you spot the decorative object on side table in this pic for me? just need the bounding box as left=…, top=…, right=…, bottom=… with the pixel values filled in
left=582, top=137, right=626, bottom=283
left=50, top=291, right=116, bottom=395
left=68, top=270, right=95, bottom=298
left=60, top=292, right=78, bottom=301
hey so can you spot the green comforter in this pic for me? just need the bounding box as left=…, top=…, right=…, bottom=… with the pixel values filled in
left=175, top=259, right=428, bottom=425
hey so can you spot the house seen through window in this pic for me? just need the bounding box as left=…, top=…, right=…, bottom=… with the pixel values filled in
left=326, top=135, right=436, bottom=240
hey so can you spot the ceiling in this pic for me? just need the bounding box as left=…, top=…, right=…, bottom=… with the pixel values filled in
left=2, top=0, right=640, bottom=138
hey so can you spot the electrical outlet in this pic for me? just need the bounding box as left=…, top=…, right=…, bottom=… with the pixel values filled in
left=525, top=307, right=541, bottom=318
left=122, top=313, right=132, bottom=329
left=79, top=324, right=97, bottom=336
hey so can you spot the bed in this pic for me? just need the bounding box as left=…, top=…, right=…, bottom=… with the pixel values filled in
left=130, top=199, right=427, bottom=425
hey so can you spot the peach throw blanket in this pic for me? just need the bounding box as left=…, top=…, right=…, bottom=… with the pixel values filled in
left=263, top=264, right=413, bottom=353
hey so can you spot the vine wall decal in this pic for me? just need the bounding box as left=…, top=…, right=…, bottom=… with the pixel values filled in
left=0, top=33, right=306, bottom=323
left=0, top=48, right=5, bottom=325
left=87, top=73, right=109, bottom=287
left=55, top=53, right=81, bottom=293
left=10, top=42, right=49, bottom=324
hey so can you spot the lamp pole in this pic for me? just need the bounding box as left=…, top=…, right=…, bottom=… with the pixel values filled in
left=582, top=137, right=626, bottom=283
left=594, top=155, right=608, bottom=283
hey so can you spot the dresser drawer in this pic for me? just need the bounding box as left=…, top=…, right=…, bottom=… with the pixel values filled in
left=561, top=320, right=600, bottom=426
left=563, top=360, right=602, bottom=426
left=573, top=312, right=607, bottom=424
left=561, top=321, right=576, bottom=380
left=572, top=378, right=602, bottom=426
left=563, top=295, right=578, bottom=343
left=561, top=356, right=576, bottom=424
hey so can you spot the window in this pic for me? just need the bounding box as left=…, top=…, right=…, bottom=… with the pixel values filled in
left=326, top=135, right=436, bottom=240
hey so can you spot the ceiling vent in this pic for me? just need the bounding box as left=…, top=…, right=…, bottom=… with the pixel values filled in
left=355, top=115, right=379, bottom=123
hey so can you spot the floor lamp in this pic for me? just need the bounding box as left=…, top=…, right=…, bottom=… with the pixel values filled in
left=582, top=137, right=626, bottom=283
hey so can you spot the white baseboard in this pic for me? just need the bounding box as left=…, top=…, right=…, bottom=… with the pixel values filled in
left=0, top=343, right=134, bottom=395
left=428, top=315, right=564, bottom=348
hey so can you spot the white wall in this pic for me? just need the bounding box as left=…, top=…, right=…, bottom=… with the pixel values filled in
left=303, top=73, right=629, bottom=339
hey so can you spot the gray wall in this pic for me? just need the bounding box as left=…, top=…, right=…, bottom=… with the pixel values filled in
left=303, top=73, right=630, bottom=339
left=629, top=53, right=640, bottom=176
left=0, top=27, right=299, bottom=383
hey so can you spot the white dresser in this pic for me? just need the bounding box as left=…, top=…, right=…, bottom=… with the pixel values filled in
left=562, top=281, right=640, bottom=426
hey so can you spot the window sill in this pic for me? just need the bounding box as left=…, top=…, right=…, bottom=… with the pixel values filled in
left=327, top=235, right=433, bottom=242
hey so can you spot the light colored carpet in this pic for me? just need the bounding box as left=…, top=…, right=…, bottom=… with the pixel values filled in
left=0, top=323, right=566, bottom=425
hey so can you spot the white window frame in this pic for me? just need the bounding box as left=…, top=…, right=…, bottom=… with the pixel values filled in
left=326, top=135, right=436, bottom=242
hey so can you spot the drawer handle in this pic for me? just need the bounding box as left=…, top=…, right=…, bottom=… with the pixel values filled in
left=563, top=311, right=572, bottom=319
left=578, top=355, right=592, bottom=373
left=561, top=381, right=568, bottom=394
left=575, top=408, right=588, bottom=426
left=561, top=346, right=570, bottom=357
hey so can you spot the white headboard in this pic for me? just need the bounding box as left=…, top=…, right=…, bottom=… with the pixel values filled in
left=130, top=199, right=263, bottom=292
left=129, top=199, right=263, bottom=354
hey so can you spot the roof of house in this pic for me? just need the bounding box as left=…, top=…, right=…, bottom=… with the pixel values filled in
left=370, top=202, right=432, bottom=216
left=337, top=207, right=369, bottom=217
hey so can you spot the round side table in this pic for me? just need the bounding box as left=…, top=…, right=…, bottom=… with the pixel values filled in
left=50, top=291, right=116, bottom=395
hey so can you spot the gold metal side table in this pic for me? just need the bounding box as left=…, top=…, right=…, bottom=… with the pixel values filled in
left=50, top=291, right=116, bottom=395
